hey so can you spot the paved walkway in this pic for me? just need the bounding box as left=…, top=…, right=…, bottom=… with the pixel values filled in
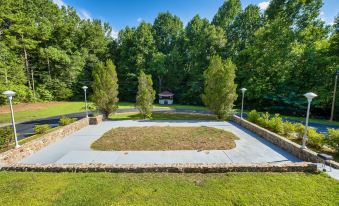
left=21, top=120, right=300, bottom=164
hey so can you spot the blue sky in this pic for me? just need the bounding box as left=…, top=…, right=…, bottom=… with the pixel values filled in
left=53, top=0, right=338, bottom=38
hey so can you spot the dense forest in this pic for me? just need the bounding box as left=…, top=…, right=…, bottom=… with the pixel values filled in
left=0, top=0, right=338, bottom=118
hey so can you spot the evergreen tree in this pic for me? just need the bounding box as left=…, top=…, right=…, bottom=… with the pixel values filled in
left=92, top=59, right=119, bottom=118
left=202, top=55, right=237, bottom=119
left=136, top=71, right=155, bottom=119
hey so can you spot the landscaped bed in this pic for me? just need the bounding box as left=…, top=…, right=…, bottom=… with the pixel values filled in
left=91, top=126, right=238, bottom=151
left=0, top=172, right=337, bottom=205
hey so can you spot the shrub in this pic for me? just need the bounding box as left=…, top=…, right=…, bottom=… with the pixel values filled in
left=247, top=110, right=261, bottom=123
left=283, top=121, right=296, bottom=137
left=294, top=123, right=305, bottom=140
left=267, top=114, right=284, bottom=135
left=33, top=124, right=50, bottom=134
left=0, top=127, right=13, bottom=149
left=59, top=116, right=77, bottom=126
left=307, top=128, right=325, bottom=149
left=326, top=128, right=339, bottom=151
left=257, top=112, right=270, bottom=128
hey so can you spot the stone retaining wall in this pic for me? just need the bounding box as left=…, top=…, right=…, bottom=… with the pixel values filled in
left=1, top=162, right=317, bottom=173
left=232, top=115, right=339, bottom=169
left=89, top=115, right=103, bottom=125
left=0, top=118, right=89, bottom=166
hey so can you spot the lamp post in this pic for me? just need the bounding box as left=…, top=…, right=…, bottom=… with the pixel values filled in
left=301, top=92, right=318, bottom=149
left=330, top=70, right=339, bottom=121
left=2, top=91, right=20, bottom=148
left=240, top=88, right=247, bottom=119
left=82, top=86, right=88, bottom=118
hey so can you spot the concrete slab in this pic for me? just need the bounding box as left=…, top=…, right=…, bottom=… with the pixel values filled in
left=56, top=150, right=232, bottom=164
left=21, top=120, right=301, bottom=165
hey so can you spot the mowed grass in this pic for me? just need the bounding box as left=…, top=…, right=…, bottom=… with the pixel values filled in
left=91, top=126, right=238, bottom=151
left=109, top=112, right=217, bottom=121
left=0, top=102, right=207, bottom=124
left=0, top=102, right=87, bottom=124
left=0, top=172, right=338, bottom=206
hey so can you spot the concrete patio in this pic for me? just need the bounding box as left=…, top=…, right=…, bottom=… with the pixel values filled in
left=20, top=120, right=300, bottom=164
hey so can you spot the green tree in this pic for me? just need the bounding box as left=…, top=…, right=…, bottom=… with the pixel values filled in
left=212, top=0, right=242, bottom=33
left=202, top=55, right=237, bottom=119
left=136, top=71, right=156, bottom=119
left=92, top=60, right=119, bottom=118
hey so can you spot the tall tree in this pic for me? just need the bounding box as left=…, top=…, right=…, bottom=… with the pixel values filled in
left=136, top=71, right=155, bottom=119
left=202, top=55, right=237, bottom=119
left=212, top=0, right=242, bottom=33
left=92, top=59, right=119, bottom=118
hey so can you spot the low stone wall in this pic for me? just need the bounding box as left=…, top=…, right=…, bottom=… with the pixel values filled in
left=0, top=118, right=89, bottom=166
left=1, top=162, right=317, bottom=173
left=89, top=115, right=103, bottom=125
left=232, top=115, right=339, bottom=169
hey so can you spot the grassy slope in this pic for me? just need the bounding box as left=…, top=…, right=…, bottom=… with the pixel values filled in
left=0, top=102, right=207, bottom=124
left=0, top=172, right=338, bottom=206
left=91, top=126, right=238, bottom=151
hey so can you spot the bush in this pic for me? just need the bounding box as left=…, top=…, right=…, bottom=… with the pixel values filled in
left=247, top=110, right=261, bottom=123
left=257, top=112, right=270, bottom=128
left=267, top=114, right=284, bottom=135
left=326, top=128, right=339, bottom=151
left=307, top=128, right=325, bottom=149
left=283, top=121, right=296, bottom=137
left=33, top=124, right=50, bottom=134
left=0, top=127, right=13, bottom=149
left=294, top=123, right=305, bottom=140
left=59, top=116, right=77, bottom=126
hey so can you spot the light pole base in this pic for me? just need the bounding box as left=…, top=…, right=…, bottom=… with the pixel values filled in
left=300, top=145, right=307, bottom=150
left=15, top=144, right=21, bottom=149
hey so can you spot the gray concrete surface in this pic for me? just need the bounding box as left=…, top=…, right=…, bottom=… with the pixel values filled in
left=20, top=120, right=300, bottom=164
left=18, top=120, right=339, bottom=179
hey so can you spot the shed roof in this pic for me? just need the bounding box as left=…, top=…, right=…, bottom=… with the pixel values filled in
left=158, top=91, right=174, bottom=97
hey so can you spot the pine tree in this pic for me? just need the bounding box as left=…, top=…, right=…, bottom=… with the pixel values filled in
left=202, top=55, right=237, bottom=119
left=92, top=59, right=119, bottom=118
left=136, top=71, right=156, bottom=119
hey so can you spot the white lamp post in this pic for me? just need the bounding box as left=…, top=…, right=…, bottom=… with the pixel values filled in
left=82, top=86, right=88, bottom=118
left=301, top=92, right=318, bottom=149
left=240, top=88, right=247, bottom=119
left=2, top=91, right=20, bottom=148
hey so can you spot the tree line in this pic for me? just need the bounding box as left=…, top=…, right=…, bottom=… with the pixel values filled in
left=0, top=0, right=338, bottom=118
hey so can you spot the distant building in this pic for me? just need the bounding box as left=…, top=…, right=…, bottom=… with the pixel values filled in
left=158, top=91, right=174, bottom=105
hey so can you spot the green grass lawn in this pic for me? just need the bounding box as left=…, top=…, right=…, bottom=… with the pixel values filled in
left=0, top=102, right=87, bottom=124
left=91, top=126, right=238, bottom=151
left=0, top=172, right=337, bottom=205
left=0, top=102, right=207, bottom=124
left=109, top=112, right=217, bottom=121
left=281, top=115, right=339, bottom=126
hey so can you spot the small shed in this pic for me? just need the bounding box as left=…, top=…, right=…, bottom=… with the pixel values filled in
left=158, top=91, right=174, bottom=105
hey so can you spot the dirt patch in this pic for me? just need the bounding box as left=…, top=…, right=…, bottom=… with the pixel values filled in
left=0, top=102, right=66, bottom=113
left=91, top=126, right=239, bottom=151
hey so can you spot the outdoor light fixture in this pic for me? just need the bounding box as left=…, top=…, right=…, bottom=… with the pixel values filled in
left=82, top=86, right=89, bottom=118
left=301, top=92, right=318, bottom=149
left=240, top=88, right=247, bottom=119
left=3, top=90, right=20, bottom=148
